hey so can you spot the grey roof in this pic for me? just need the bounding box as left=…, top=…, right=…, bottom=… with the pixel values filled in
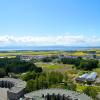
left=79, top=73, right=89, bottom=79
left=77, top=72, right=97, bottom=82
left=0, top=78, right=26, bottom=93
left=24, top=89, right=92, bottom=100
left=86, top=72, right=97, bottom=81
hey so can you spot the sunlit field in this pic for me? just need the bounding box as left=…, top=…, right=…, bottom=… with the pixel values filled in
left=35, top=62, right=74, bottom=73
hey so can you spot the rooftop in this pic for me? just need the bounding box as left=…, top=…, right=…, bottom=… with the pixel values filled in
left=0, top=78, right=26, bottom=93
left=24, top=89, right=92, bottom=100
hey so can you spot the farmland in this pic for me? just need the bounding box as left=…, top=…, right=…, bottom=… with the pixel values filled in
left=0, top=49, right=99, bottom=58
left=0, top=50, right=63, bottom=58
left=0, top=49, right=100, bottom=99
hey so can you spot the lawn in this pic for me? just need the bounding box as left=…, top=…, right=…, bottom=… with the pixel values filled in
left=35, top=62, right=74, bottom=73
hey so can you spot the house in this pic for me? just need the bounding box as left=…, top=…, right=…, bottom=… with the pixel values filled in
left=86, top=72, right=97, bottom=82
left=19, top=55, right=33, bottom=61
left=18, top=55, right=46, bottom=61
left=76, top=72, right=97, bottom=83
left=75, top=73, right=89, bottom=83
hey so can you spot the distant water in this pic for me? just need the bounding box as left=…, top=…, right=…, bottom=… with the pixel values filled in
left=0, top=46, right=100, bottom=51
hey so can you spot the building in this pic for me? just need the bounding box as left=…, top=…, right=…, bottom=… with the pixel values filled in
left=79, top=73, right=89, bottom=79
left=76, top=72, right=97, bottom=83
left=24, top=89, right=92, bottom=100
left=75, top=73, right=89, bottom=82
left=18, top=55, right=46, bottom=61
left=0, top=78, right=26, bottom=100
left=86, top=72, right=97, bottom=82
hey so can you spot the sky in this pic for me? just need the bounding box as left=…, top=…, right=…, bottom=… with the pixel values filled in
left=0, top=0, right=100, bottom=47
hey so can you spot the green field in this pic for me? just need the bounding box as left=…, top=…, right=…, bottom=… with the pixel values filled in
left=0, top=49, right=100, bottom=58
left=35, top=62, right=75, bottom=73
left=0, top=51, right=64, bottom=57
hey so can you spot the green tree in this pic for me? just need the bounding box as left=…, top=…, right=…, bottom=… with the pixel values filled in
left=65, top=82, right=76, bottom=91
left=79, top=59, right=99, bottom=70
left=0, top=68, right=6, bottom=77
left=38, top=74, right=48, bottom=89
left=21, top=71, right=37, bottom=81
left=26, top=80, right=37, bottom=92
left=47, top=71, right=63, bottom=85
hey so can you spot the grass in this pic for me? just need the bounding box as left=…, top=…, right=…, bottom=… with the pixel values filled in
left=93, top=68, right=100, bottom=77
left=70, top=52, right=87, bottom=56
left=35, top=62, right=73, bottom=73
left=35, top=62, right=63, bottom=69
left=0, top=51, right=63, bottom=57
left=76, top=84, right=100, bottom=92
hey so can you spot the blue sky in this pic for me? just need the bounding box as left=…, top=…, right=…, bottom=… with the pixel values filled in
left=0, top=0, right=100, bottom=46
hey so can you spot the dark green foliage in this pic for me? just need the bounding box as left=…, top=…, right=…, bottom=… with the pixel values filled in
left=79, top=59, right=99, bottom=70
left=41, top=57, right=52, bottom=62
left=0, top=58, right=42, bottom=75
left=35, top=67, right=42, bottom=73
left=0, top=68, right=6, bottom=78
left=60, top=57, right=99, bottom=70
left=61, top=57, right=81, bottom=66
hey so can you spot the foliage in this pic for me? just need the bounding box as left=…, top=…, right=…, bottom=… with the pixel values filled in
left=47, top=72, right=63, bottom=85
left=64, top=72, right=69, bottom=81
left=21, top=71, right=37, bottom=81
left=83, top=86, right=98, bottom=99
left=0, top=68, right=6, bottom=78
left=60, top=57, right=99, bottom=70
left=25, top=71, right=64, bottom=92
left=61, top=57, right=81, bottom=66
left=41, top=57, right=52, bottom=62
left=79, top=59, right=99, bottom=70
left=0, top=58, right=42, bottom=75
left=65, top=82, right=76, bottom=91
left=26, top=80, right=37, bottom=92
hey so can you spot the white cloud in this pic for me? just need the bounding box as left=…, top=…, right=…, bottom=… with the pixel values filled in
left=0, top=35, right=99, bottom=46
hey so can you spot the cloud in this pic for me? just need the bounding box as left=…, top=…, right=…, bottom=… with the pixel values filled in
left=0, top=35, right=99, bottom=46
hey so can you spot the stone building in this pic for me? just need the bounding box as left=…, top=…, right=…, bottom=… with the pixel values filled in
left=0, top=78, right=26, bottom=100
left=24, top=89, right=92, bottom=100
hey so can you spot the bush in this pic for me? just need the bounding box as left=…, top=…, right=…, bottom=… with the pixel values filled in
left=83, top=87, right=98, bottom=99
left=21, top=71, right=37, bottom=81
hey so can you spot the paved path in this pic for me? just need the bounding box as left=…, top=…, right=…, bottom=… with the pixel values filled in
left=0, top=88, right=8, bottom=100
